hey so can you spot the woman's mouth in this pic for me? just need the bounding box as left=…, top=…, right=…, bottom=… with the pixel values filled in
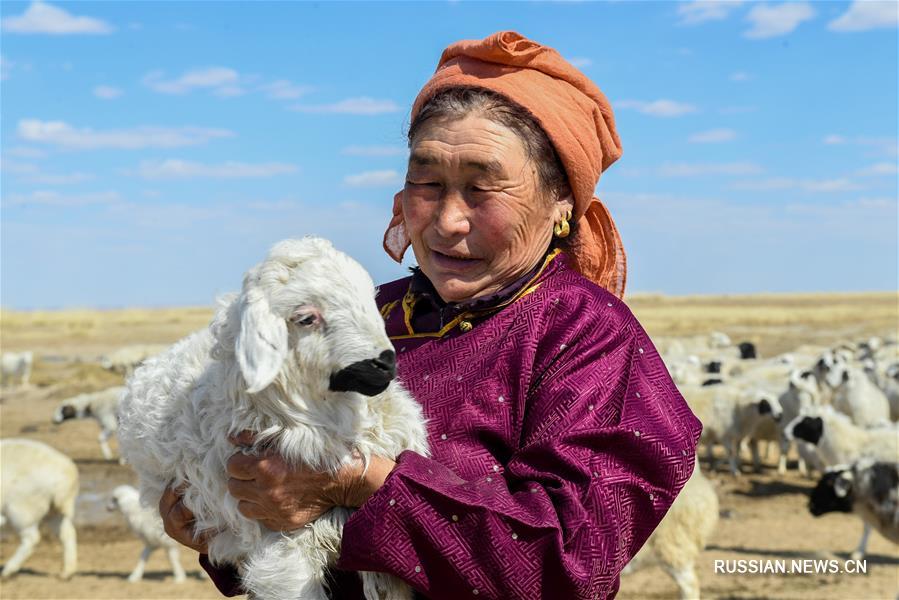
left=430, top=249, right=482, bottom=271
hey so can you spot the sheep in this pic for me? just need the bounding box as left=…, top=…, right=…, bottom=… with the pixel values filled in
left=1, top=351, right=33, bottom=388
left=622, top=458, right=718, bottom=599
left=681, top=381, right=783, bottom=476
left=0, top=438, right=78, bottom=579
left=99, top=345, right=167, bottom=377
left=811, top=350, right=890, bottom=426
left=52, top=386, right=125, bottom=461
left=784, top=405, right=898, bottom=469
left=107, top=485, right=186, bottom=583
left=655, top=332, right=732, bottom=361
left=809, top=458, right=899, bottom=560
left=862, top=359, right=899, bottom=421
left=117, top=237, right=429, bottom=600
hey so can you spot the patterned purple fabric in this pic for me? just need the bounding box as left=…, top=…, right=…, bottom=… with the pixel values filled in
left=198, top=250, right=701, bottom=599
left=336, top=251, right=702, bottom=599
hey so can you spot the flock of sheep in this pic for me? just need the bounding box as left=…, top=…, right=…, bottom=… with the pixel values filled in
left=0, top=345, right=189, bottom=584
left=1, top=328, right=897, bottom=599
left=625, top=332, right=899, bottom=598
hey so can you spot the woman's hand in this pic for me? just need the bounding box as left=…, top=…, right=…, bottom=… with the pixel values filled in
left=159, top=485, right=210, bottom=554
left=225, top=431, right=396, bottom=532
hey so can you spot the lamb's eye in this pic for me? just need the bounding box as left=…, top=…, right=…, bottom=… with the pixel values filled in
left=290, top=307, right=321, bottom=327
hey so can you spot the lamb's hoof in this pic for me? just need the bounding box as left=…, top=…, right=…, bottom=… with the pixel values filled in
left=127, top=575, right=141, bottom=583
left=850, top=550, right=865, bottom=561
left=59, top=572, right=75, bottom=581
left=173, top=576, right=187, bottom=584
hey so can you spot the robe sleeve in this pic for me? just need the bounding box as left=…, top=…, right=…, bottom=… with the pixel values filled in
left=337, top=298, right=703, bottom=599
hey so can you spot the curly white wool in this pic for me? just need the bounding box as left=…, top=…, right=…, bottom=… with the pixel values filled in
left=117, top=237, right=428, bottom=600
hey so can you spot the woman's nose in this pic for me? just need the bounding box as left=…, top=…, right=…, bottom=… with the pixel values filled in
left=433, top=192, right=471, bottom=237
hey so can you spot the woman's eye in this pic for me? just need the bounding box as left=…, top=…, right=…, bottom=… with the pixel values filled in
left=406, top=180, right=440, bottom=188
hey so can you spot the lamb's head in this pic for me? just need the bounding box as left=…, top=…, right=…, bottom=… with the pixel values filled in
left=812, top=350, right=849, bottom=389
left=107, top=484, right=140, bottom=512
left=808, top=465, right=854, bottom=516
left=225, top=237, right=395, bottom=399
left=52, top=395, right=89, bottom=424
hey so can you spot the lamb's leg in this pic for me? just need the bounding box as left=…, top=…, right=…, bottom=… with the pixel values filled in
left=750, top=440, right=763, bottom=473
left=128, top=546, right=153, bottom=582
left=851, top=523, right=871, bottom=561
left=777, top=438, right=790, bottom=475
left=361, top=571, right=413, bottom=600
left=1, top=525, right=40, bottom=578
left=57, top=515, right=77, bottom=579
left=98, top=430, right=114, bottom=461
left=166, top=546, right=186, bottom=583
left=663, top=563, right=700, bottom=600
left=726, top=437, right=741, bottom=477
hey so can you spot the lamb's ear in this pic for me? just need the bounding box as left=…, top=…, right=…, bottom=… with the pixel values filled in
left=236, top=286, right=287, bottom=393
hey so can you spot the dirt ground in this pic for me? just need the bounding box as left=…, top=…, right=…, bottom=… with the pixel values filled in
left=1, top=292, right=897, bottom=599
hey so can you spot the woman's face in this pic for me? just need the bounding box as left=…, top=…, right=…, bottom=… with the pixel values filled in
left=403, top=114, right=572, bottom=303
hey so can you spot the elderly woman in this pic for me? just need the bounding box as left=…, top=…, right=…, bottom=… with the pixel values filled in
left=160, top=31, right=701, bottom=599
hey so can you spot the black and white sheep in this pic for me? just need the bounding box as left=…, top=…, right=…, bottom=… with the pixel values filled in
left=107, top=484, right=186, bottom=583
left=809, top=458, right=899, bottom=560
left=52, top=386, right=125, bottom=461
left=0, top=438, right=78, bottom=579
left=117, top=237, right=428, bottom=600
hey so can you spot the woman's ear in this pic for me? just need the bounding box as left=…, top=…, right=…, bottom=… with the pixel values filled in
left=555, top=183, right=574, bottom=219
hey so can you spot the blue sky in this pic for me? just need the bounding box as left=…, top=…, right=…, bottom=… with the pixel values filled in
left=1, top=1, right=896, bottom=309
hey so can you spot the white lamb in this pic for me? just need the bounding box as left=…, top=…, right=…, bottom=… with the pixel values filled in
left=682, top=382, right=783, bottom=476
left=99, top=345, right=167, bottom=377
left=811, top=350, right=890, bottom=427
left=0, top=438, right=78, bottom=579
left=622, top=458, right=718, bottom=599
left=1, top=351, right=33, bottom=388
left=117, top=237, right=428, bottom=600
left=107, top=484, right=186, bottom=583
left=52, top=386, right=125, bottom=461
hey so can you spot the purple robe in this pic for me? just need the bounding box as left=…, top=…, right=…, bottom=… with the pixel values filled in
left=202, top=250, right=701, bottom=599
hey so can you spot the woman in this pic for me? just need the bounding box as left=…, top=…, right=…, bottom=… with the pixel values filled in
left=160, top=31, right=701, bottom=599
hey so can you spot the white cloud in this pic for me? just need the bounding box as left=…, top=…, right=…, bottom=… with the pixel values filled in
left=3, top=146, right=46, bottom=159
left=247, top=199, right=300, bottom=211
left=729, top=71, right=751, bottom=82
left=617, top=99, right=698, bottom=117
left=731, top=177, right=863, bottom=192
left=1, top=160, right=93, bottom=184
left=744, top=2, right=815, bottom=39
left=3, top=189, right=120, bottom=207
left=259, top=79, right=313, bottom=100
left=718, top=105, right=757, bottom=114
left=142, top=67, right=242, bottom=95
left=342, top=145, right=407, bottom=157
left=93, top=85, right=123, bottom=99
left=343, top=169, right=402, bottom=187
left=829, top=0, right=898, bottom=32
left=17, top=120, right=234, bottom=150
left=291, top=97, right=401, bottom=115
left=658, top=161, right=762, bottom=176
left=2, top=1, right=113, bottom=34
left=823, top=135, right=898, bottom=157
left=857, top=162, right=899, bottom=177
left=677, top=1, right=745, bottom=25
left=688, top=128, right=737, bottom=143
left=567, top=57, right=593, bottom=69
left=132, top=159, right=297, bottom=180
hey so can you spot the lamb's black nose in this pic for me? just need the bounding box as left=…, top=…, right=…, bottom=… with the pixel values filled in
left=329, top=350, right=397, bottom=396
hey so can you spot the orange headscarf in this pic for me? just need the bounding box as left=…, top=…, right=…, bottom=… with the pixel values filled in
left=383, top=31, right=627, bottom=298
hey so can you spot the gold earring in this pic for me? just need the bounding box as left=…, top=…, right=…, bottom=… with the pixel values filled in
left=554, top=210, right=571, bottom=238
